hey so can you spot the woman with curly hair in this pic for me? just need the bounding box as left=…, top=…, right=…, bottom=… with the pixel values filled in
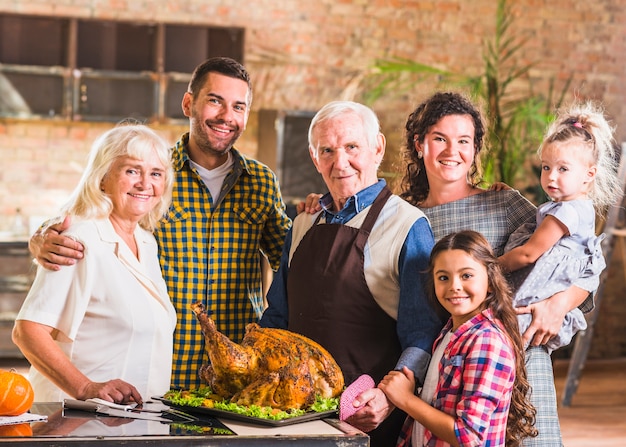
left=398, top=91, right=591, bottom=446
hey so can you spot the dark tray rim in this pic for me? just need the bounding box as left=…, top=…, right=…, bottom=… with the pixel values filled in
left=152, top=396, right=338, bottom=427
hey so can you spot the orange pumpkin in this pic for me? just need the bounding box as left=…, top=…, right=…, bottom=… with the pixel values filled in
left=0, top=369, right=34, bottom=416
left=0, top=422, right=33, bottom=437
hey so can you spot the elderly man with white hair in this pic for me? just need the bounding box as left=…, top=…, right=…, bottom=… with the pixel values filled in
left=260, top=101, right=444, bottom=447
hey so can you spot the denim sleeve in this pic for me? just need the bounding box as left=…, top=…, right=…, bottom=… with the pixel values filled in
left=395, top=217, right=445, bottom=386
left=258, top=228, right=293, bottom=329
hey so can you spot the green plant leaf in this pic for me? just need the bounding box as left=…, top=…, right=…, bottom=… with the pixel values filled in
left=350, top=0, right=573, bottom=193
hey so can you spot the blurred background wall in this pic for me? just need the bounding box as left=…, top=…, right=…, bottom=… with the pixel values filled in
left=0, top=0, right=624, bottom=359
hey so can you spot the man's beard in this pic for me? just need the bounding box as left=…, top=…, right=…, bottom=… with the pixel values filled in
left=191, top=117, right=243, bottom=156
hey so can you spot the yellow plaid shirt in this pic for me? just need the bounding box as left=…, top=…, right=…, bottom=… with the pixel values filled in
left=156, top=133, right=291, bottom=389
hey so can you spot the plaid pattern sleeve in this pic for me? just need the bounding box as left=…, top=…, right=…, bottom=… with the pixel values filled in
left=255, top=163, right=291, bottom=270
left=424, top=311, right=516, bottom=447
left=396, top=415, right=414, bottom=447
left=155, top=134, right=291, bottom=389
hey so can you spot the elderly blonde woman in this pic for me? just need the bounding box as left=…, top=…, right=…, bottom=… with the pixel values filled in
left=13, top=124, right=176, bottom=405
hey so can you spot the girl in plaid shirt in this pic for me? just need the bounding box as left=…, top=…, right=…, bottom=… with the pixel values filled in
left=380, top=231, right=536, bottom=447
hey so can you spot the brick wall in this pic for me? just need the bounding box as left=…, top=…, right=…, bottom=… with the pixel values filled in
left=0, top=0, right=624, bottom=358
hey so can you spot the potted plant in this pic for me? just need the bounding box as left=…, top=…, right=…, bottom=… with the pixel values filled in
left=348, top=0, right=571, bottom=203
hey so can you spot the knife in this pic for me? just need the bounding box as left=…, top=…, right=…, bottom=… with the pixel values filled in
left=63, top=399, right=172, bottom=422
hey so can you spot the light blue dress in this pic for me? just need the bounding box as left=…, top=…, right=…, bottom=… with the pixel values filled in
left=505, top=199, right=605, bottom=353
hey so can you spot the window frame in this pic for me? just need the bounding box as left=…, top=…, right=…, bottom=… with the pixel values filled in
left=0, top=14, right=245, bottom=124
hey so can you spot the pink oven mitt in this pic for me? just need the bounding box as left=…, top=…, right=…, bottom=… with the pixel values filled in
left=339, top=374, right=375, bottom=421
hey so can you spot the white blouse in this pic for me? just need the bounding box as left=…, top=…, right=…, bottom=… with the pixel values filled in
left=17, top=218, right=176, bottom=402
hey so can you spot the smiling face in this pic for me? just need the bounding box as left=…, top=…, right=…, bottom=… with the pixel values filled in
left=182, top=72, right=250, bottom=168
left=101, top=151, right=167, bottom=225
left=540, top=140, right=596, bottom=202
left=419, top=114, right=477, bottom=188
left=309, top=111, right=385, bottom=211
left=432, top=249, right=490, bottom=330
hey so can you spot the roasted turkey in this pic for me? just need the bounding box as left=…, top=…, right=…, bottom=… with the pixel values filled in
left=191, top=302, right=344, bottom=410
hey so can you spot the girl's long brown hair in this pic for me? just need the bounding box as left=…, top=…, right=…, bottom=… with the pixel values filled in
left=428, top=230, right=537, bottom=447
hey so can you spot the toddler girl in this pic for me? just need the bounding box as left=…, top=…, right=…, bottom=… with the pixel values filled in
left=499, top=101, right=621, bottom=353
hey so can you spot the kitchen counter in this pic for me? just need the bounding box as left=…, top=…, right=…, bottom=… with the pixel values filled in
left=0, top=402, right=369, bottom=446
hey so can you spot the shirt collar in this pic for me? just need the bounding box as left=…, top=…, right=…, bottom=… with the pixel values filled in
left=93, top=218, right=151, bottom=245
left=319, top=179, right=386, bottom=223
left=442, top=308, right=496, bottom=338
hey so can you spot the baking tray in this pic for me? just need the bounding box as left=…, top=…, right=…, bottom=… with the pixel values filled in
left=154, top=396, right=337, bottom=427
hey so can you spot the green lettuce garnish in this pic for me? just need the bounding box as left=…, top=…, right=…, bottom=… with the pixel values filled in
left=310, top=395, right=340, bottom=413
left=164, top=388, right=338, bottom=420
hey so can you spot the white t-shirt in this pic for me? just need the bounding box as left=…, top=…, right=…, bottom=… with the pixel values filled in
left=190, top=151, right=234, bottom=203
left=413, top=330, right=453, bottom=447
left=17, top=218, right=177, bottom=401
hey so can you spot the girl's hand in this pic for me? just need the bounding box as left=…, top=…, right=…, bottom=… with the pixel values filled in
left=378, top=367, right=415, bottom=412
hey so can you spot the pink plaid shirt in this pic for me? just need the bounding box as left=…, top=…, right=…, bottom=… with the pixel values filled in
left=398, top=309, right=516, bottom=447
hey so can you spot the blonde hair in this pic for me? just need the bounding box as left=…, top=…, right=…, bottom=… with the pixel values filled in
left=539, top=101, right=621, bottom=214
left=60, top=123, right=173, bottom=231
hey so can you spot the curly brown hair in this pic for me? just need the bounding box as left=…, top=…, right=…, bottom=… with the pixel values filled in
left=428, top=230, right=537, bottom=447
left=400, top=92, right=486, bottom=206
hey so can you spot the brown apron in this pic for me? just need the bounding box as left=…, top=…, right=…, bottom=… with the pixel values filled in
left=287, top=186, right=405, bottom=446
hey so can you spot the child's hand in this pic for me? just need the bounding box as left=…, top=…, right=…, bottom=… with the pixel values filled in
left=378, top=366, right=415, bottom=411
left=490, top=182, right=512, bottom=191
